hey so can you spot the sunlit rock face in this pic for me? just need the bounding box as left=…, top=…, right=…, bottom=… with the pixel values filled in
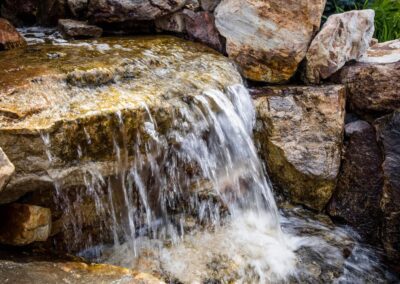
left=214, top=0, right=326, bottom=83
left=0, top=148, right=14, bottom=192
left=331, top=39, right=400, bottom=118
left=253, top=85, right=346, bottom=211
left=0, top=36, right=242, bottom=204
left=375, top=111, right=400, bottom=267
left=304, top=10, right=375, bottom=84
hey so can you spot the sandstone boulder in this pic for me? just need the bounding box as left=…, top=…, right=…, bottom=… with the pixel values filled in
left=58, top=19, right=103, bottom=38
left=331, top=39, right=400, bottom=118
left=304, top=10, right=375, bottom=84
left=0, top=203, right=51, bottom=245
left=0, top=148, right=14, bottom=192
left=375, top=111, right=400, bottom=264
left=0, top=18, right=26, bottom=50
left=88, top=0, right=186, bottom=23
left=327, top=120, right=383, bottom=242
left=253, top=85, right=345, bottom=211
left=215, top=0, right=326, bottom=83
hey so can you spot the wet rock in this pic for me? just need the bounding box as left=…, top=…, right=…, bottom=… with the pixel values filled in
left=375, top=111, right=400, bottom=264
left=0, top=203, right=51, bottom=245
left=253, top=85, right=346, bottom=211
left=304, top=10, right=375, bottom=84
left=0, top=36, right=242, bottom=204
left=0, top=148, right=14, bottom=192
left=183, top=10, right=224, bottom=52
left=0, top=18, right=26, bottom=50
left=331, top=39, right=400, bottom=118
left=58, top=19, right=103, bottom=39
left=37, top=0, right=69, bottom=26
left=67, top=0, right=88, bottom=18
left=328, top=120, right=383, bottom=242
left=214, top=0, right=326, bottom=83
left=0, top=253, right=165, bottom=284
left=88, top=0, right=186, bottom=24
left=0, top=0, right=39, bottom=26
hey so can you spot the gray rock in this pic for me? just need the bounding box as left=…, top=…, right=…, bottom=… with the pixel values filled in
left=58, top=19, right=102, bottom=38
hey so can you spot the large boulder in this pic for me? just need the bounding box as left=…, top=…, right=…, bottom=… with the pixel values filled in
left=0, top=148, right=14, bottom=192
left=37, top=0, right=69, bottom=26
left=214, top=0, right=326, bottom=83
left=253, top=85, right=346, bottom=211
left=88, top=0, right=186, bottom=24
left=375, top=111, right=400, bottom=265
left=0, top=203, right=51, bottom=245
left=327, top=120, right=383, bottom=242
left=0, top=0, right=39, bottom=26
left=67, top=0, right=88, bottom=18
left=58, top=19, right=103, bottom=38
left=0, top=18, right=26, bottom=50
left=304, top=10, right=375, bottom=84
left=331, top=39, right=400, bottom=118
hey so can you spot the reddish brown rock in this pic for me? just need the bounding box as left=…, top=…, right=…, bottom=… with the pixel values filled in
left=0, top=18, right=26, bottom=50
left=58, top=19, right=102, bottom=38
left=331, top=39, right=400, bottom=117
left=215, top=0, right=326, bottom=83
left=254, top=85, right=346, bottom=211
left=375, top=111, right=400, bottom=265
left=183, top=10, right=224, bottom=52
left=328, top=120, right=383, bottom=242
left=305, top=10, right=375, bottom=84
left=0, top=203, right=51, bottom=245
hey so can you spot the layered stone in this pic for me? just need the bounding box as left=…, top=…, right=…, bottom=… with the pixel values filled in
left=331, top=39, right=400, bottom=117
left=253, top=85, right=345, bottom=211
left=327, top=120, right=383, bottom=242
left=305, top=10, right=375, bottom=84
left=214, top=0, right=326, bottom=83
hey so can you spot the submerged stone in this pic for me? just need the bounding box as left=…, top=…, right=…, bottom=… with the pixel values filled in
left=253, top=85, right=346, bottom=211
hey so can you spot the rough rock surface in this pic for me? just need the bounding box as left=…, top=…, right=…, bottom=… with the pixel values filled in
left=200, top=0, right=220, bottom=11
left=0, top=0, right=39, bottom=26
left=215, top=0, right=326, bottom=83
left=88, top=0, right=186, bottom=23
left=0, top=203, right=51, bottom=245
left=183, top=10, right=224, bottom=52
left=0, top=36, right=242, bottom=204
left=0, top=148, right=14, bottom=192
left=253, top=85, right=346, bottom=211
left=155, top=12, right=186, bottom=33
left=0, top=18, right=26, bottom=50
left=305, top=10, right=375, bottom=84
left=328, top=120, right=383, bottom=242
left=375, top=111, right=400, bottom=265
left=37, top=0, right=69, bottom=26
left=331, top=39, right=400, bottom=117
left=58, top=19, right=103, bottom=38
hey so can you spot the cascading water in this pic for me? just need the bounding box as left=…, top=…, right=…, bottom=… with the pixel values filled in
left=3, top=32, right=395, bottom=283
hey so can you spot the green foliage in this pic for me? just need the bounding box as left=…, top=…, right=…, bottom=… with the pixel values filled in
left=324, top=0, right=400, bottom=42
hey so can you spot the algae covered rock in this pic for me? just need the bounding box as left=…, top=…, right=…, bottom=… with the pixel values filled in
left=253, top=85, right=346, bottom=211
left=0, top=36, right=242, bottom=204
left=215, top=0, right=326, bottom=83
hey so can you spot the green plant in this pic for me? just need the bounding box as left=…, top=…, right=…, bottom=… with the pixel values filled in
left=324, top=0, right=400, bottom=42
